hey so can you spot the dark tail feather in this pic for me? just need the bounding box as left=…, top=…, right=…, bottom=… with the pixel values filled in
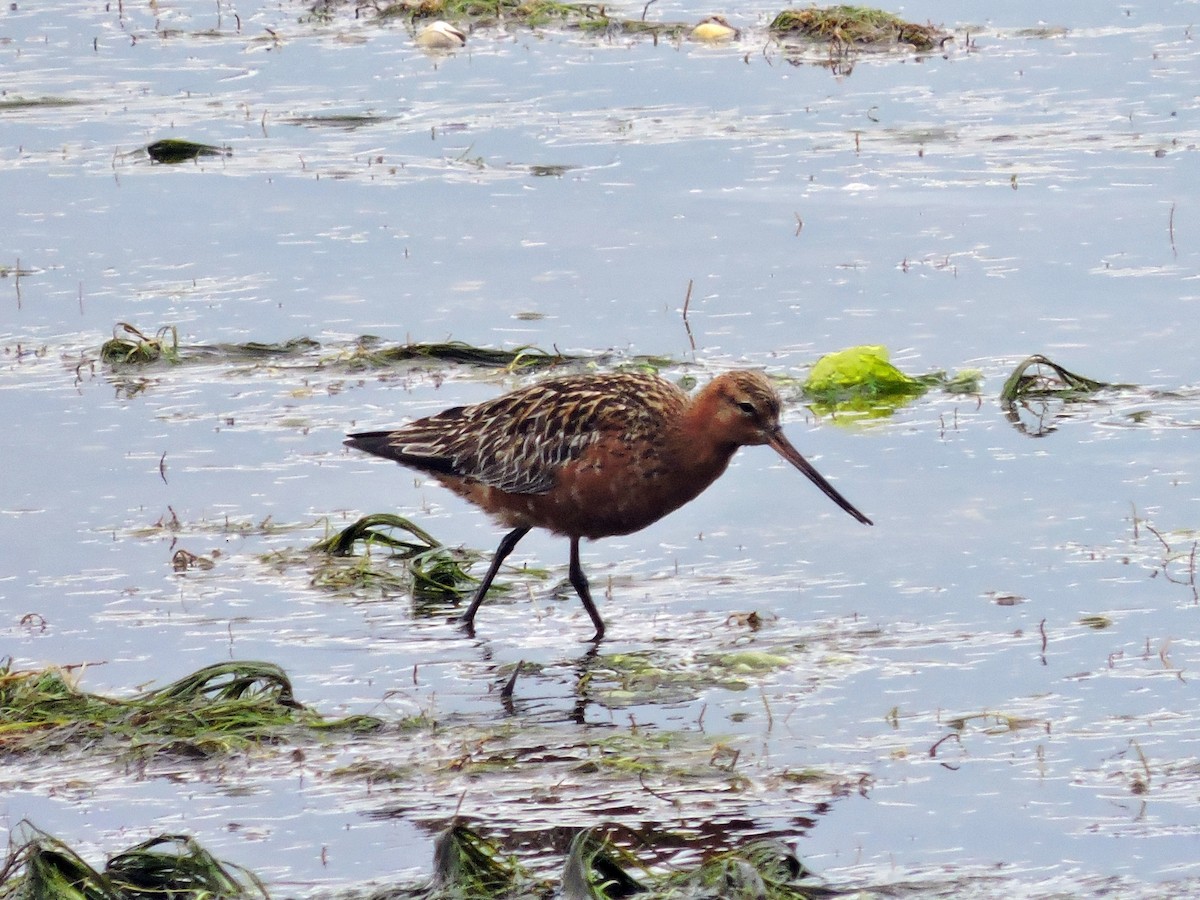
left=345, top=431, right=401, bottom=461
left=345, top=431, right=457, bottom=477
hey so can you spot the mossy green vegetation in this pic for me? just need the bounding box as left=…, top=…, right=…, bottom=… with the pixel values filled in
left=0, top=660, right=381, bottom=759
left=0, top=823, right=267, bottom=900
left=769, top=5, right=948, bottom=51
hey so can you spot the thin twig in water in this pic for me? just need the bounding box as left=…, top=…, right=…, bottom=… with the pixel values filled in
left=638, top=772, right=675, bottom=804
left=640, top=0, right=656, bottom=21
left=929, top=732, right=960, bottom=758
left=1187, top=542, right=1198, bottom=604
left=681, top=279, right=696, bottom=352
left=1158, top=639, right=1172, bottom=669
left=1169, top=202, right=1177, bottom=257
left=1131, top=738, right=1151, bottom=787
left=1144, top=522, right=1172, bottom=554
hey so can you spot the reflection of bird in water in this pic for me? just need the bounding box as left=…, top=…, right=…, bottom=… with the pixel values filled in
left=346, top=370, right=871, bottom=641
left=415, top=21, right=466, bottom=50
left=690, top=15, right=740, bottom=42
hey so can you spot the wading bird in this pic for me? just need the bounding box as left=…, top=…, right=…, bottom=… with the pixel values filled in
left=346, top=370, right=871, bottom=641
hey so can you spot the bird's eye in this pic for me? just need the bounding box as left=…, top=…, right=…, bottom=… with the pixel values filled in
left=735, top=400, right=756, bottom=416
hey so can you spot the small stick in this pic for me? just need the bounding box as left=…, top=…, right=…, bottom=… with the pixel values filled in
left=929, top=732, right=960, bottom=758
left=1144, top=522, right=1172, bottom=554
left=759, top=686, right=774, bottom=731
left=1169, top=202, right=1177, bottom=257
left=637, top=772, right=675, bottom=804
left=681, top=279, right=696, bottom=351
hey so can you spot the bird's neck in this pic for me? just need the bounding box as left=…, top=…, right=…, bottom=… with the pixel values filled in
left=673, top=397, right=741, bottom=485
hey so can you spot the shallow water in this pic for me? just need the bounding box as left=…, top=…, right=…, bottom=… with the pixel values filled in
left=3, top=1, right=1200, bottom=895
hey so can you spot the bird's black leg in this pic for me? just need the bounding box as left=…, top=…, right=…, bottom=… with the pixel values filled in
left=460, top=526, right=530, bottom=634
left=568, top=536, right=606, bottom=642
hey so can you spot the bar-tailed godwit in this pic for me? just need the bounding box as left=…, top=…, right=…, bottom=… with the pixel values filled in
left=346, top=370, right=871, bottom=641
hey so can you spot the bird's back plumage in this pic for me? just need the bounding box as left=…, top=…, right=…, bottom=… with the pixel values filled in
left=347, top=372, right=688, bottom=496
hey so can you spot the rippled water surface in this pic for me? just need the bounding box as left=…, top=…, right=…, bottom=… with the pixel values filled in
left=3, top=1, right=1200, bottom=895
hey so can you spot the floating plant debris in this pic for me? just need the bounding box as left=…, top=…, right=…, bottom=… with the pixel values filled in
left=769, top=5, right=949, bottom=51
left=999, top=354, right=1115, bottom=404
left=341, top=338, right=577, bottom=370
left=0, top=823, right=267, bottom=900
left=802, top=345, right=978, bottom=416
left=99, top=322, right=181, bottom=365
left=145, top=138, right=231, bottom=164
left=0, top=95, right=86, bottom=110
left=0, top=660, right=381, bottom=759
left=308, top=513, right=484, bottom=599
left=999, top=354, right=1129, bottom=436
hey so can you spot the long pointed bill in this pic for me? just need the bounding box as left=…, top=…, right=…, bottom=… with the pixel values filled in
left=767, top=431, right=873, bottom=526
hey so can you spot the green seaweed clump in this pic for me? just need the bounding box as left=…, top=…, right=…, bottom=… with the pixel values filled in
left=0, top=659, right=381, bottom=759
left=999, top=354, right=1123, bottom=437
left=310, top=513, right=482, bottom=599
left=428, top=824, right=530, bottom=897
left=0, top=823, right=267, bottom=899
left=769, top=5, right=948, bottom=51
left=802, top=345, right=961, bottom=416
left=998, top=354, right=1113, bottom=404
left=100, top=322, right=181, bottom=365
left=562, top=827, right=824, bottom=900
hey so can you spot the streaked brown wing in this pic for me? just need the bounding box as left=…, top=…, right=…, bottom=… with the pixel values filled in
left=347, top=373, right=684, bottom=495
